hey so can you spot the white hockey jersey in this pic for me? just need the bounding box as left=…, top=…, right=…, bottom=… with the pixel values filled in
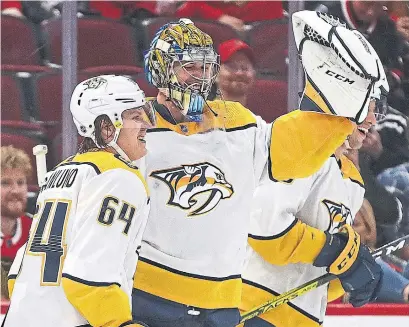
left=133, top=99, right=355, bottom=309
left=5, top=151, right=150, bottom=327
left=241, top=155, right=365, bottom=327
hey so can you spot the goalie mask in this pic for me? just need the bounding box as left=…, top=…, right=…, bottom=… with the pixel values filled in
left=293, top=11, right=389, bottom=124
left=144, top=18, right=220, bottom=122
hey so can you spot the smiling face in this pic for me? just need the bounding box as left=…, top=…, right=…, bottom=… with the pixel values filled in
left=1, top=168, right=28, bottom=218
left=352, top=1, right=387, bottom=24
left=347, top=100, right=377, bottom=150
left=218, top=51, right=255, bottom=97
left=115, top=108, right=154, bottom=161
left=173, top=61, right=215, bottom=93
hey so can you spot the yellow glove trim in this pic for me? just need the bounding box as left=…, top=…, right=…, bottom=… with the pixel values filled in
left=328, top=224, right=360, bottom=275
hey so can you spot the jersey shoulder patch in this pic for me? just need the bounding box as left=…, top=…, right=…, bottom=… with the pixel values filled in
left=339, top=155, right=364, bottom=187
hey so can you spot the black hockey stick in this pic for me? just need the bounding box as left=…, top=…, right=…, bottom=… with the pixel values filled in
left=240, top=234, right=409, bottom=323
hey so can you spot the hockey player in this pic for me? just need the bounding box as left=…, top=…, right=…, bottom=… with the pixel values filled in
left=132, top=12, right=385, bottom=327
left=5, top=75, right=155, bottom=327
left=240, top=14, right=391, bottom=325
left=240, top=84, right=388, bottom=327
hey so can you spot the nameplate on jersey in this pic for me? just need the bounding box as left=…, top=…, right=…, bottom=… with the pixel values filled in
left=150, top=162, right=234, bottom=217
left=40, top=168, right=78, bottom=192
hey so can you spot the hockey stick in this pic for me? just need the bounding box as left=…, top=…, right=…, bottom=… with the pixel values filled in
left=240, top=234, right=409, bottom=323
left=32, top=145, right=48, bottom=187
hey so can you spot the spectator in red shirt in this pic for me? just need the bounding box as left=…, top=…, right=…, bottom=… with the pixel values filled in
left=1, top=146, right=33, bottom=273
left=176, top=1, right=285, bottom=31
left=89, top=1, right=159, bottom=20
left=1, top=0, right=23, bottom=17
left=217, top=39, right=256, bottom=106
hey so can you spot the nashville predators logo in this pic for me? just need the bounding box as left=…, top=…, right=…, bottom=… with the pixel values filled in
left=322, top=199, right=353, bottom=233
left=150, top=162, right=234, bottom=217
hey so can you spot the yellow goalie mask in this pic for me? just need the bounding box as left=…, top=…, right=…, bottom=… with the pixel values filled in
left=144, top=18, right=220, bottom=122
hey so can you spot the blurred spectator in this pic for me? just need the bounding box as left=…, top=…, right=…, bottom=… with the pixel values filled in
left=389, top=1, right=409, bottom=41
left=20, top=1, right=160, bottom=24
left=353, top=198, right=377, bottom=248
left=1, top=265, right=9, bottom=301
left=352, top=199, right=409, bottom=303
left=358, top=105, right=409, bottom=244
left=175, top=1, right=285, bottom=32
left=21, top=1, right=99, bottom=24
left=364, top=106, right=409, bottom=259
left=389, top=1, right=409, bottom=18
left=358, top=135, right=403, bottom=247
left=377, top=259, right=409, bottom=303
left=155, top=1, right=179, bottom=16
left=313, top=0, right=409, bottom=114
left=373, top=106, right=409, bottom=173
left=396, top=16, right=409, bottom=42
left=1, top=146, right=33, bottom=274
left=89, top=1, right=159, bottom=21
left=216, top=39, right=256, bottom=106
left=313, top=1, right=400, bottom=68
left=388, top=2, right=409, bottom=115
left=378, top=163, right=409, bottom=261
left=1, top=0, right=23, bottom=17
left=404, top=262, right=409, bottom=280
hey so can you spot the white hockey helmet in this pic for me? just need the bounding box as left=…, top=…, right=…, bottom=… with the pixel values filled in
left=292, top=11, right=388, bottom=124
left=70, top=75, right=155, bottom=160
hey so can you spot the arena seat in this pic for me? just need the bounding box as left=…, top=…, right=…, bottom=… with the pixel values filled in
left=246, top=19, right=288, bottom=76
left=247, top=78, right=288, bottom=122
left=1, top=73, right=30, bottom=121
left=1, top=15, right=43, bottom=66
left=42, top=17, right=143, bottom=74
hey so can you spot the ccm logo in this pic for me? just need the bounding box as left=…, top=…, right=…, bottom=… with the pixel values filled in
left=337, top=233, right=359, bottom=271
left=325, top=70, right=355, bottom=84
left=372, top=240, right=406, bottom=259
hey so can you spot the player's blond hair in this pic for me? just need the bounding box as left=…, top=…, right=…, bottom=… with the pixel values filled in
left=1, top=145, right=32, bottom=177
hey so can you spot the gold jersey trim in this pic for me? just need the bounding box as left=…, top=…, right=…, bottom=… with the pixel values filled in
left=148, top=99, right=257, bottom=136
left=64, top=151, right=149, bottom=195
left=133, top=257, right=242, bottom=309
left=339, top=155, right=364, bottom=187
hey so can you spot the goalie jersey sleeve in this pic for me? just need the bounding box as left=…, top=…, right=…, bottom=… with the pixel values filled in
left=62, top=168, right=149, bottom=327
left=259, top=108, right=355, bottom=181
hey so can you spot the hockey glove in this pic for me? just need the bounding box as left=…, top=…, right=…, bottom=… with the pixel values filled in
left=313, top=224, right=383, bottom=307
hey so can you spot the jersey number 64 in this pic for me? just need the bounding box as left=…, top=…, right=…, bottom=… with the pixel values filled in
left=26, top=196, right=136, bottom=285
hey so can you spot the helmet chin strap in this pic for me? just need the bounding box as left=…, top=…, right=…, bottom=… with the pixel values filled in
left=107, top=128, right=132, bottom=162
